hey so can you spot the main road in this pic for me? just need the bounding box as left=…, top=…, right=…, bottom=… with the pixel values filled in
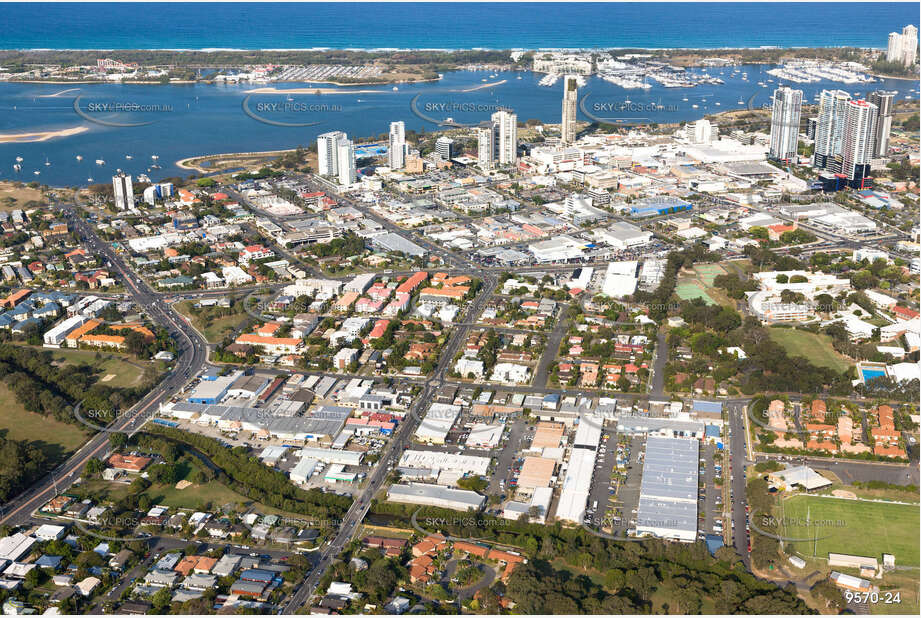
left=282, top=273, right=498, bottom=612
left=0, top=197, right=210, bottom=528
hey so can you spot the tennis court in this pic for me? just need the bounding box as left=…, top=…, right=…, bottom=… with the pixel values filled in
left=693, top=263, right=727, bottom=286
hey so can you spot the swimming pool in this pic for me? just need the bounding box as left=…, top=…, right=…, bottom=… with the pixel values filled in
left=861, top=368, right=887, bottom=382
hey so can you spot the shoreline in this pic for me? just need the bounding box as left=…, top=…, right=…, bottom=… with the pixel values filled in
left=243, top=86, right=390, bottom=95
left=0, top=125, right=89, bottom=144
left=175, top=148, right=299, bottom=172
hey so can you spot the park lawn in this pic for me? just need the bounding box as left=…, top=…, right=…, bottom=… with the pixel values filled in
left=870, top=570, right=920, bottom=615
left=0, top=180, right=46, bottom=210
left=768, top=327, right=851, bottom=373
left=175, top=300, right=250, bottom=343
left=781, top=495, right=920, bottom=566
left=0, top=383, right=89, bottom=461
left=42, top=346, right=148, bottom=388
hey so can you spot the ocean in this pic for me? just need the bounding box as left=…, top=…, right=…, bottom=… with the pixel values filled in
left=0, top=2, right=917, bottom=50
left=1, top=67, right=915, bottom=187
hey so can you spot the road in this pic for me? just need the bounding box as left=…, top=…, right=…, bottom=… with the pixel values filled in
left=0, top=197, right=211, bottom=528
left=282, top=273, right=498, bottom=611
left=726, top=400, right=751, bottom=568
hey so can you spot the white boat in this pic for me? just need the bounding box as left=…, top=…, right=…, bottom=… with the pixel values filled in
left=15, top=156, right=23, bottom=162
left=151, top=154, right=159, bottom=160
left=682, top=97, right=689, bottom=101
left=96, top=159, right=105, bottom=165
left=76, top=155, right=83, bottom=161
left=125, top=155, right=132, bottom=160
left=737, top=100, right=744, bottom=104
left=392, top=86, right=398, bottom=91
left=87, top=177, right=93, bottom=182
left=44, top=158, right=51, bottom=166
left=692, top=104, right=699, bottom=108
left=33, top=170, right=40, bottom=175
left=516, top=75, right=522, bottom=79
left=13, top=164, right=21, bottom=172
left=715, top=102, right=721, bottom=106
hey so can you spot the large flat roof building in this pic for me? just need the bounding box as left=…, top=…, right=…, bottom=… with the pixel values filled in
left=386, top=483, right=485, bottom=511
left=636, top=436, right=699, bottom=542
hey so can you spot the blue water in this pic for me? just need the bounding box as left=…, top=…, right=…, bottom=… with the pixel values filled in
left=861, top=368, right=888, bottom=382
left=1, top=66, right=915, bottom=186
left=0, top=3, right=917, bottom=50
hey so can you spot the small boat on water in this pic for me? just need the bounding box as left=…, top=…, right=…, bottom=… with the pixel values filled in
left=96, top=159, right=105, bottom=165
left=715, top=102, right=721, bottom=106
left=392, top=86, right=398, bottom=91
left=151, top=154, right=159, bottom=160
left=15, top=156, right=23, bottom=162
left=87, top=177, right=93, bottom=182
left=13, top=164, right=21, bottom=172
left=76, top=155, right=83, bottom=161
left=692, top=104, right=699, bottom=108
left=33, top=170, right=40, bottom=176
left=125, top=155, right=132, bottom=160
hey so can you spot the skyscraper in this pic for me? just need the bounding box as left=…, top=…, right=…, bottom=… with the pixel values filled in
left=903, top=25, right=919, bottom=66
left=435, top=136, right=455, bottom=161
left=867, top=90, right=895, bottom=157
left=388, top=121, right=406, bottom=170
left=318, top=131, right=347, bottom=176
left=813, top=89, right=851, bottom=172
left=112, top=172, right=134, bottom=210
left=840, top=99, right=878, bottom=186
left=886, top=24, right=918, bottom=66
left=768, top=86, right=803, bottom=162
left=561, top=75, right=579, bottom=145
left=476, top=126, right=495, bottom=170
left=492, top=109, right=518, bottom=165
left=336, top=139, right=356, bottom=186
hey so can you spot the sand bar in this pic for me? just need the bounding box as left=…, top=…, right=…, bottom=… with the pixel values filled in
left=244, top=86, right=387, bottom=95
left=0, top=125, right=89, bottom=144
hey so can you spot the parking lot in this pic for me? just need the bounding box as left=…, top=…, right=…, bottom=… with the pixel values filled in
left=698, top=442, right=725, bottom=539
left=600, top=434, right=645, bottom=536
left=585, top=427, right=619, bottom=528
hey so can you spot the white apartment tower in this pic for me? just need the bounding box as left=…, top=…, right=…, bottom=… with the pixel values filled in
left=492, top=109, right=518, bottom=165
left=336, top=139, right=357, bottom=186
left=318, top=130, right=347, bottom=177
left=867, top=90, right=895, bottom=158
left=561, top=75, right=579, bottom=145
left=476, top=126, right=495, bottom=170
left=813, top=89, right=851, bottom=172
left=769, top=86, right=803, bottom=161
left=435, top=136, right=454, bottom=160
left=840, top=99, right=878, bottom=185
left=112, top=172, right=134, bottom=210
left=887, top=24, right=918, bottom=67
left=388, top=121, right=406, bottom=170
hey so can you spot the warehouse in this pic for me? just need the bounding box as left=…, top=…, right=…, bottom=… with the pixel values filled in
left=398, top=450, right=491, bottom=476
left=593, top=221, right=653, bottom=250
left=530, top=421, right=565, bottom=449
left=636, top=436, right=699, bottom=542
left=289, top=458, right=318, bottom=484
left=616, top=416, right=705, bottom=439
left=297, top=447, right=363, bottom=466
left=555, top=448, right=595, bottom=523
left=601, top=261, right=638, bottom=298
left=186, top=371, right=242, bottom=405
left=517, top=457, right=556, bottom=495
left=414, top=403, right=461, bottom=444
left=386, top=483, right=485, bottom=511
left=465, top=423, right=503, bottom=448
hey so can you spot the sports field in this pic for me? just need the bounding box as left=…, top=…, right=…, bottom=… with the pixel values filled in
left=781, top=495, right=919, bottom=566
left=693, top=263, right=726, bottom=286
left=768, top=327, right=850, bottom=373
left=676, top=281, right=716, bottom=304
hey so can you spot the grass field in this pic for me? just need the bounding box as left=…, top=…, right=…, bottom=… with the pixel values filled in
left=781, top=495, right=920, bottom=566
left=676, top=280, right=716, bottom=304
left=39, top=346, right=149, bottom=388
left=768, top=327, right=851, bottom=373
left=0, top=180, right=46, bottom=210
left=175, top=300, right=250, bottom=343
left=0, top=383, right=89, bottom=461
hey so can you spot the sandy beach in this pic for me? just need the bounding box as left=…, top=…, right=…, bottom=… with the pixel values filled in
left=459, top=79, right=507, bottom=92
left=0, top=125, right=89, bottom=144
left=244, top=86, right=388, bottom=95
